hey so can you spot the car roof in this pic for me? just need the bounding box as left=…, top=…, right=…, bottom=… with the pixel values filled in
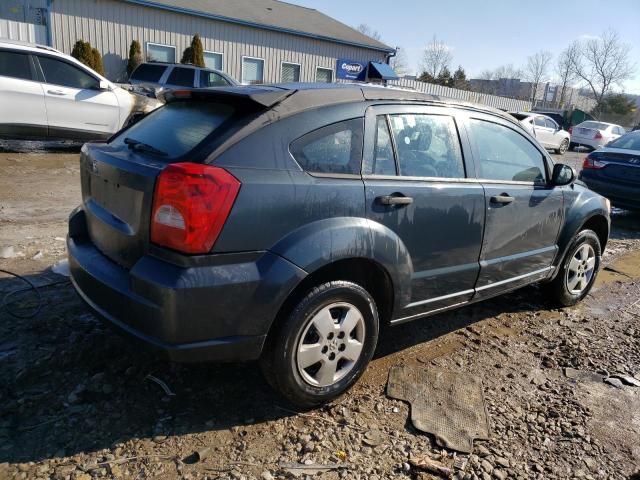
left=164, top=82, right=518, bottom=123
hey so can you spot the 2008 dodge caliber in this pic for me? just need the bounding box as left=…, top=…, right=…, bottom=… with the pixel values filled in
left=68, top=84, right=610, bottom=407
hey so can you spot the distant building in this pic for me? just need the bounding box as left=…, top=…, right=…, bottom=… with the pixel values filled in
left=1, top=0, right=395, bottom=83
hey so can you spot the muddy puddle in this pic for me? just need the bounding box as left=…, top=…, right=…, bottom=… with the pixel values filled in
left=597, top=249, right=640, bottom=286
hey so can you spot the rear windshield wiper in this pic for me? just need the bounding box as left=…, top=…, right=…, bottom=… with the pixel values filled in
left=124, top=137, right=168, bottom=157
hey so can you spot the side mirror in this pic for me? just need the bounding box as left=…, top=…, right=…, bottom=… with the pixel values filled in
left=98, top=80, right=110, bottom=91
left=551, top=163, right=576, bottom=186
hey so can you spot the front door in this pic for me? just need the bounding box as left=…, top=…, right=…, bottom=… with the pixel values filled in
left=35, top=55, right=120, bottom=140
left=363, top=106, right=485, bottom=322
left=464, top=115, right=563, bottom=298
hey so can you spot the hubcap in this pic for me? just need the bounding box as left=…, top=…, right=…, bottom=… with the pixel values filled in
left=560, top=139, right=568, bottom=153
left=566, top=244, right=596, bottom=294
left=296, top=302, right=366, bottom=387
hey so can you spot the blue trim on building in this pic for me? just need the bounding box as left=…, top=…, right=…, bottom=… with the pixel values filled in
left=122, top=0, right=395, bottom=54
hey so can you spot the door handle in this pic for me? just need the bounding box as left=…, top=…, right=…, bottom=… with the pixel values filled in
left=376, top=195, right=414, bottom=206
left=490, top=194, right=515, bottom=205
left=47, top=89, right=66, bottom=95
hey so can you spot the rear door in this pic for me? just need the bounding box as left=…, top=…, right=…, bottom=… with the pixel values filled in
left=0, top=49, right=47, bottom=138
left=35, top=55, right=121, bottom=139
left=363, top=105, right=485, bottom=321
left=532, top=115, right=553, bottom=147
left=463, top=114, right=563, bottom=298
left=544, top=117, right=562, bottom=148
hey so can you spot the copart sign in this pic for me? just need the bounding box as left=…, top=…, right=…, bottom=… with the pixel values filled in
left=336, top=59, right=367, bottom=80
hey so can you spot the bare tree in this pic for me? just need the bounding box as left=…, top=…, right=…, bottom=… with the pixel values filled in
left=555, top=43, right=579, bottom=108
left=524, top=50, right=553, bottom=103
left=569, top=30, right=635, bottom=117
left=356, top=24, right=382, bottom=42
left=389, top=47, right=410, bottom=76
left=421, top=35, right=452, bottom=78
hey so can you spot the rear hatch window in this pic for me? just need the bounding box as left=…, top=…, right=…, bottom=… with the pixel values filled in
left=109, top=101, right=235, bottom=159
left=130, top=63, right=167, bottom=82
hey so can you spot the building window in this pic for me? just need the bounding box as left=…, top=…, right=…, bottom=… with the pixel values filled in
left=315, top=67, right=333, bottom=83
left=281, top=62, right=300, bottom=83
left=242, top=56, right=264, bottom=85
left=146, top=42, right=175, bottom=63
left=204, top=51, right=223, bottom=71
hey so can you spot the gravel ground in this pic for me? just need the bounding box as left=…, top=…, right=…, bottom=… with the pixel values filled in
left=1, top=148, right=639, bottom=480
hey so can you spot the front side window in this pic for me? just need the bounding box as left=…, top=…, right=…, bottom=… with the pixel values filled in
left=0, top=50, right=32, bottom=81
left=130, top=63, right=167, bottom=82
left=200, top=70, right=229, bottom=87
left=166, top=67, right=194, bottom=87
left=147, top=43, right=175, bottom=63
left=242, top=57, right=264, bottom=85
left=281, top=62, right=300, bottom=83
left=468, top=118, right=546, bottom=184
left=290, top=118, right=363, bottom=175
left=388, top=114, right=465, bottom=178
left=316, top=67, right=333, bottom=83
left=38, top=56, right=98, bottom=89
left=204, top=51, right=223, bottom=71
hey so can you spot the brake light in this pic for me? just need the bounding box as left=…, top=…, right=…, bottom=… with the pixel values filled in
left=151, top=163, right=240, bottom=254
left=594, top=131, right=603, bottom=139
left=582, top=156, right=606, bottom=170
left=568, top=126, right=572, bottom=134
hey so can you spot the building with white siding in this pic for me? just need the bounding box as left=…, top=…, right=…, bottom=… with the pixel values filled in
left=1, top=0, right=395, bottom=83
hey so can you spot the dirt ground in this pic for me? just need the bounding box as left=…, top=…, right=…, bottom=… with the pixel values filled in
left=1, top=148, right=639, bottom=480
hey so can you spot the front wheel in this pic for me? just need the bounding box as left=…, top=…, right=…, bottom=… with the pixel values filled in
left=546, top=230, right=601, bottom=307
left=260, top=281, right=379, bottom=408
left=555, top=138, right=569, bottom=155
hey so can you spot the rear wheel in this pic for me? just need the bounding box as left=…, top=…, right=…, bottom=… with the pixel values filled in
left=260, top=281, right=379, bottom=408
left=555, top=138, right=569, bottom=155
left=546, top=230, right=601, bottom=307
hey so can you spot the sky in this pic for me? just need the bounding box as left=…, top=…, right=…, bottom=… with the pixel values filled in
left=289, top=0, right=640, bottom=94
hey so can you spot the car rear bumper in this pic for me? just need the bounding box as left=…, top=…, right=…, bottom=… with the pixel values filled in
left=570, top=137, right=604, bottom=149
left=67, top=208, right=306, bottom=362
left=579, top=173, right=640, bottom=210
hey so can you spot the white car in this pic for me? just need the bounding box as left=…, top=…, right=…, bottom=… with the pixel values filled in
left=509, top=112, right=571, bottom=155
left=0, top=40, right=156, bottom=141
left=569, top=121, right=626, bottom=151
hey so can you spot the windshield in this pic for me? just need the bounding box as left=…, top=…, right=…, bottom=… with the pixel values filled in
left=606, top=132, right=640, bottom=150
left=580, top=121, right=609, bottom=130
left=111, top=101, right=235, bottom=159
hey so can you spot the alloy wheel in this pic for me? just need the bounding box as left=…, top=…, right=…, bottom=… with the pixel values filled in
left=296, top=302, right=366, bottom=387
left=559, top=139, right=569, bottom=154
left=566, top=244, right=596, bottom=294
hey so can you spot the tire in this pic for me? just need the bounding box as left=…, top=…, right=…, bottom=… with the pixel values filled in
left=555, top=138, right=569, bottom=155
left=260, top=281, right=379, bottom=408
left=546, top=229, right=601, bottom=307
left=569, top=142, right=577, bottom=151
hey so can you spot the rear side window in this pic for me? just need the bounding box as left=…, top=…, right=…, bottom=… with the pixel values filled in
left=0, top=50, right=33, bottom=80
left=468, top=118, right=546, bottom=184
left=544, top=118, right=558, bottom=129
left=388, top=114, right=465, bottom=178
left=130, top=63, right=167, bottom=82
left=110, top=102, right=235, bottom=159
left=200, top=70, right=229, bottom=87
left=166, top=67, right=194, bottom=87
left=372, top=117, right=396, bottom=175
left=38, top=56, right=98, bottom=89
left=290, top=119, right=363, bottom=175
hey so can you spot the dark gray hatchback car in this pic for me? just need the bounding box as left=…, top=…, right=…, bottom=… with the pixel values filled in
left=68, top=84, right=610, bottom=407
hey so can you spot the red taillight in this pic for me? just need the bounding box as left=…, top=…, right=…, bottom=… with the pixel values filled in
left=568, top=126, right=573, bottom=134
left=582, top=156, right=606, bottom=170
left=594, top=131, right=603, bottom=139
left=151, top=163, right=240, bottom=254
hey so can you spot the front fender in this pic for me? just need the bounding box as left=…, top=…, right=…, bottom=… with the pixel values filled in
left=552, top=185, right=610, bottom=276
left=270, top=217, right=413, bottom=310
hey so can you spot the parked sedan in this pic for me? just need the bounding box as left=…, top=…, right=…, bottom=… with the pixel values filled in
left=68, top=84, right=610, bottom=407
left=0, top=40, right=158, bottom=141
left=579, top=130, right=640, bottom=211
left=509, top=112, right=571, bottom=154
left=570, top=121, right=625, bottom=151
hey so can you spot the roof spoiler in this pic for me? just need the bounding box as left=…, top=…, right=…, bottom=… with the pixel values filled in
left=158, top=86, right=294, bottom=108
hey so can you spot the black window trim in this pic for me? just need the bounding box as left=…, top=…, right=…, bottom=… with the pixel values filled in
left=0, top=48, right=40, bottom=83
left=465, top=114, right=553, bottom=186
left=33, top=53, right=101, bottom=89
